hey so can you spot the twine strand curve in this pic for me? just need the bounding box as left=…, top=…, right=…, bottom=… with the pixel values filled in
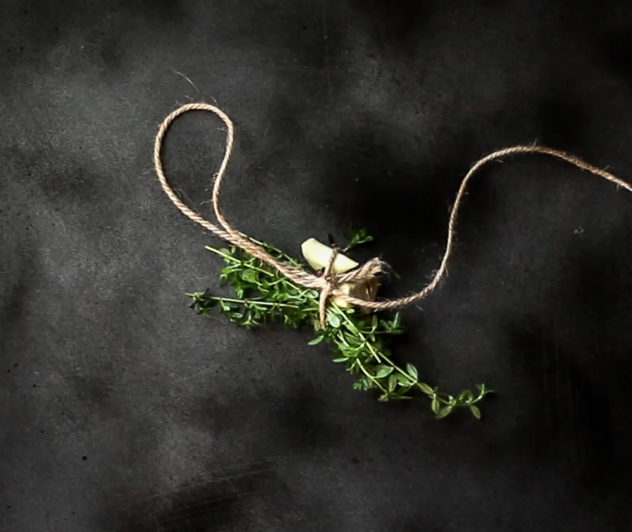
left=154, top=103, right=632, bottom=320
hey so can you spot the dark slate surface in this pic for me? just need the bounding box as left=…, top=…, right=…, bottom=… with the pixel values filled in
left=2, top=1, right=632, bottom=530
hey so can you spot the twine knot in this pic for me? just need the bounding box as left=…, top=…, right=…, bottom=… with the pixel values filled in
left=316, top=249, right=388, bottom=328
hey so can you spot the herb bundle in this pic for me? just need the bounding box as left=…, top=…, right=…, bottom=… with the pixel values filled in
left=188, top=229, right=492, bottom=419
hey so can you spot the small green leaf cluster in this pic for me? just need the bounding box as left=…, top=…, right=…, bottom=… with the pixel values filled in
left=189, top=241, right=315, bottom=329
left=342, top=226, right=374, bottom=251
left=188, top=230, right=493, bottom=419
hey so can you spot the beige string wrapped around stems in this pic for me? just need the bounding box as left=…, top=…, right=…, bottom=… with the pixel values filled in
left=154, top=102, right=632, bottom=327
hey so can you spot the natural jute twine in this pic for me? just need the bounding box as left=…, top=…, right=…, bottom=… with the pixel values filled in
left=154, top=102, right=632, bottom=327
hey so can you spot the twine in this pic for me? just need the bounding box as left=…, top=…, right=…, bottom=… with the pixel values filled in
left=318, top=246, right=339, bottom=328
left=154, top=102, right=632, bottom=327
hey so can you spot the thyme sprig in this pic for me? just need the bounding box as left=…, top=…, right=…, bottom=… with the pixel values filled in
left=188, top=230, right=492, bottom=419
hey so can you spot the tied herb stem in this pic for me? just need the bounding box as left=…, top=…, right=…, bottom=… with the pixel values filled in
left=189, top=229, right=493, bottom=419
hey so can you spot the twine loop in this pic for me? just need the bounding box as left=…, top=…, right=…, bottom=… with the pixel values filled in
left=154, top=102, right=632, bottom=324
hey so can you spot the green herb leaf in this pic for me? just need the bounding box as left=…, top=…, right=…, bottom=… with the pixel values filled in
left=327, top=312, right=341, bottom=328
left=436, top=406, right=453, bottom=419
left=431, top=396, right=440, bottom=414
left=406, top=363, right=418, bottom=381
left=241, top=269, right=258, bottom=283
left=388, top=374, right=397, bottom=392
left=308, top=335, right=325, bottom=345
left=374, top=365, right=394, bottom=379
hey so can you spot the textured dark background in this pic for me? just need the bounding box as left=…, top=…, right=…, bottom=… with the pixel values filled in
left=2, top=0, right=632, bottom=530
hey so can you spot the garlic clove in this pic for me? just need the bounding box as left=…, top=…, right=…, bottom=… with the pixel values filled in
left=301, top=238, right=359, bottom=274
left=332, top=283, right=354, bottom=308
left=332, top=278, right=381, bottom=309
